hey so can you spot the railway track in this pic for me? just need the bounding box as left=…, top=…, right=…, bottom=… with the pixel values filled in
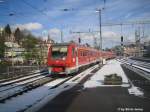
left=0, top=64, right=100, bottom=112
left=0, top=64, right=99, bottom=104
left=0, top=72, right=46, bottom=95
left=0, top=70, right=48, bottom=87
left=118, top=58, right=150, bottom=81
left=119, top=58, right=150, bottom=72
left=24, top=64, right=100, bottom=112
left=0, top=71, right=49, bottom=93
left=0, top=75, right=46, bottom=92
left=127, top=59, right=150, bottom=69
left=130, top=57, right=150, bottom=63
left=117, top=59, right=150, bottom=99
left=0, top=70, right=49, bottom=102
left=0, top=76, right=56, bottom=103
left=0, top=68, right=47, bottom=83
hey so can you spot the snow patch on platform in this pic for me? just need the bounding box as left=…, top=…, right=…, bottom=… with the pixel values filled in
left=128, top=86, right=144, bottom=96
left=84, top=60, right=129, bottom=88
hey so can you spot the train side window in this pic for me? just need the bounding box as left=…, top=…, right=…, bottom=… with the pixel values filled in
left=81, top=51, right=83, bottom=56
left=82, top=51, right=83, bottom=57
left=83, top=51, right=85, bottom=56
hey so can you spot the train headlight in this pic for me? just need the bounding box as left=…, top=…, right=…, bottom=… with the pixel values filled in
left=62, top=57, right=66, bottom=60
left=72, top=58, right=75, bottom=62
left=48, top=67, right=52, bottom=74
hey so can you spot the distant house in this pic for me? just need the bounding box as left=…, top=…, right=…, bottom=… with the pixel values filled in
left=123, top=44, right=143, bottom=57
left=4, top=42, right=25, bottom=63
left=38, top=36, right=54, bottom=64
left=5, top=33, right=15, bottom=42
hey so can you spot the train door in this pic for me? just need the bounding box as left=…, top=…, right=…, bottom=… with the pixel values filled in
left=71, top=47, right=78, bottom=73
left=71, top=47, right=76, bottom=66
left=75, top=47, right=78, bottom=68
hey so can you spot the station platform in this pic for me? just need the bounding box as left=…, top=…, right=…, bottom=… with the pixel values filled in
left=38, top=60, right=150, bottom=112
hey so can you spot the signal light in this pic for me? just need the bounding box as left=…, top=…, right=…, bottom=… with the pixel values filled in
left=121, top=36, right=123, bottom=42
left=121, top=36, right=123, bottom=46
left=78, top=38, right=81, bottom=44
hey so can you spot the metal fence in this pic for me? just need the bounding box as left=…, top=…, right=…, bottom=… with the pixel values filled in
left=0, top=65, right=46, bottom=80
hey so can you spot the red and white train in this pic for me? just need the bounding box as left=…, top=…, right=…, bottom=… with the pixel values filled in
left=47, top=42, right=115, bottom=75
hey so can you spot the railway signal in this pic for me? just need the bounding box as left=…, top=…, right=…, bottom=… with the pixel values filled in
left=121, top=36, right=123, bottom=46
left=78, top=37, right=81, bottom=44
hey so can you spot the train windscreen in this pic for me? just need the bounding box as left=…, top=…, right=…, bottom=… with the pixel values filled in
left=51, top=45, right=68, bottom=59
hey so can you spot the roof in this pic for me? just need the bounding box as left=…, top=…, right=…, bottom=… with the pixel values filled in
left=51, top=42, right=76, bottom=46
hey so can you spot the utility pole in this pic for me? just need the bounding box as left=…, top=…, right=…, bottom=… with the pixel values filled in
left=60, top=30, right=63, bottom=43
left=96, top=9, right=102, bottom=50
left=96, top=0, right=106, bottom=50
left=135, top=27, right=141, bottom=57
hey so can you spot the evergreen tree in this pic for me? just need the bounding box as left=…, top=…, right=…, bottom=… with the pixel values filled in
left=14, top=27, right=21, bottom=44
left=4, top=24, right=11, bottom=37
left=0, top=30, right=5, bottom=58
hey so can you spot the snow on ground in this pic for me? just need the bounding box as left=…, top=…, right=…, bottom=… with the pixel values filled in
left=0, top=78, right=69, bottom=112
left=0, top=65, right=97, bottom=112
left=26, top=65, right=98, bottom=112
left=0, top=75, right=45, bottom=92
left=0, top=70, right=42, bottom=86
left=84, top=59, right=129, bottom=88
left=128, top=86, right=144, bottom=96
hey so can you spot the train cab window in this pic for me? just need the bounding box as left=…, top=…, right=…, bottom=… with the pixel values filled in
left=80, top=51, right=83, bottom=57
left=83, top=52, right=85, bottom=56
left=83, top=52, right=84, bottom=56
left=84, top=52, right=86, bottom=56
left=84, top=51, right=86, bottom=56
left=85, top=51, right=88, bottom=56
left=51, top=45, right=68, bottom=59
left=82, top=51, right=85, bottom=56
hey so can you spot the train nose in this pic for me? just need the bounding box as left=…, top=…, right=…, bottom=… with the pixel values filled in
left=52, top=67, right=64, bottom=72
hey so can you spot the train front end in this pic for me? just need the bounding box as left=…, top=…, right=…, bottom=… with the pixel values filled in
left=47, top=43, right=77, bottom=76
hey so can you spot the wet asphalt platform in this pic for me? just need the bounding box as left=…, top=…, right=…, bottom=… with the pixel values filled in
left=38, top=66, right=150, bottom=112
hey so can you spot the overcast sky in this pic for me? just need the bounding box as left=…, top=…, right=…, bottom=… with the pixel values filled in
left=0, top=0, right=150, bottom=48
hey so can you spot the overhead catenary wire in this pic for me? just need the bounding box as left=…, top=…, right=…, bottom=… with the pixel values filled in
left=21, top=0, right=50, bottom=19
